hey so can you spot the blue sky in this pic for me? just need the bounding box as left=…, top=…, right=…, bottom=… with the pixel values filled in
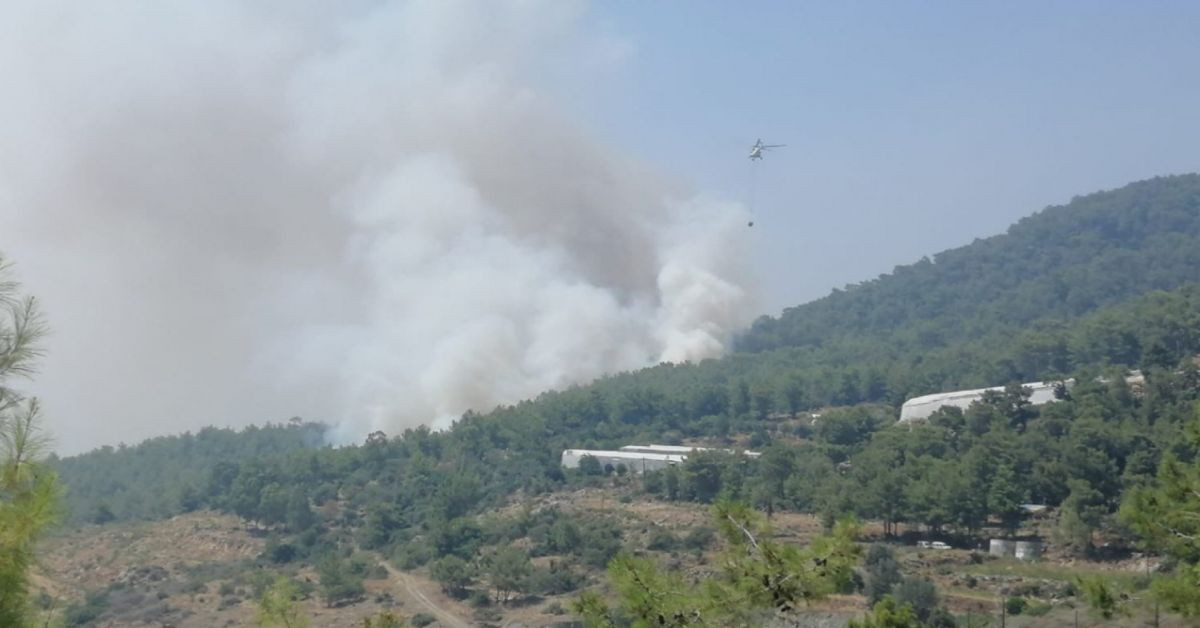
left=574, top=1, right=1200, bottom=312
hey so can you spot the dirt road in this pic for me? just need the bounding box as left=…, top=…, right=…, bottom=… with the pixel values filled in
left=382, top=563, right=471, bottom=628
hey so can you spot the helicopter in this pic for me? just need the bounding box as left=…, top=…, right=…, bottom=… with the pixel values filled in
left=748, top=138, right=785, bottom=160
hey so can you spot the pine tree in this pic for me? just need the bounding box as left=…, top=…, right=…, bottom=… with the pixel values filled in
left=0, top=255, right=60, bottom=627
left=1120, top=412, right=1200, bottom=617
left=574, top=501, right=860, bottom=627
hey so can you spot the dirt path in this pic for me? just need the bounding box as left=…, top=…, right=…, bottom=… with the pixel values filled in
left=382, top=563, right=471, bottom=628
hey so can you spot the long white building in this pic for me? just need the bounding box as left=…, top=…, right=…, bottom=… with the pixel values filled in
left=899, top=380, right=1068, bottom=423
left=561, top=444, right=761, bottom=474
left=560, top=449, right=685, bottom=473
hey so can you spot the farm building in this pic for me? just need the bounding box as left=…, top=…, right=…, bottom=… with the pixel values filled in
left=899, top=380, right=1069, bottom=423
left=561, top=444, right=762, bottom=474
left=560, top=449, right=684, bottom=473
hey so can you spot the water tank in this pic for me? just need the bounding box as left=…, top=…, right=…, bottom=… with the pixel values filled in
left=989, top=539, right=1015, bottom=557
left=1015, top=541, right=1042, bottom=561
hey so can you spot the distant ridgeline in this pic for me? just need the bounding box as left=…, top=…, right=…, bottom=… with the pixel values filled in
left=742, top=174, right=1200, bottom=353
left=50, top=176, right=1200, bottom=568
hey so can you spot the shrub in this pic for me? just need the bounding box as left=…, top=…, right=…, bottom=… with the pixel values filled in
left=411, top=612, right=437, bottom=627
left=682, top=525, right=715, bottom=551
left=1005, top=596, right=1028, bottom=616
left=64, top=591, right=110, bottom=627
left=894, top=577, right=938, bottom=621
left=265, top=540, right=298, bottom=564
left=646, top=528, right=679, bottom=552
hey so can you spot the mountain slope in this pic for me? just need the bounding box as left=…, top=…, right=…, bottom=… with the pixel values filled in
left=740, top=174, right=1200, bottom=355
left=42, top=174, right=1200, bottom=626
left=52, top=173, right=1200, bottom=527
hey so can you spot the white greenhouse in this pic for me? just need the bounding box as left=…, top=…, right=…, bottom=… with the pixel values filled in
left=899, top=380, right=1069, bottom=423
left=561, top=443, right=762, bottom=474
left=560, top=449, right=685, bottom=473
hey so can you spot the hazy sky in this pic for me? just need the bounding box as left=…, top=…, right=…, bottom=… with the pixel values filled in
left=580, top=2, right=1200, bottom=311
left=1, top=1, right=1198, bottom=454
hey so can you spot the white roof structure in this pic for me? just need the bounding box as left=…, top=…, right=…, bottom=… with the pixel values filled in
left=619, top=444, right=700, bottom=454
left=899, top=380, right=1069, bottom=423
left=560, top=448, right=685, bottom=473
left=619, top=444, right=762, bottom=457
left=561, top=443, right=763, bottom=474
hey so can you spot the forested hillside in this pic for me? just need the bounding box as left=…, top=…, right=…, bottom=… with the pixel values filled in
left=741, top=173, right=1200, bottom=354
left=53, top=175, right=1200, bottom=527
left=52, top=422, right=326, bottom=524
left=46, top=174, right=1200, bottom=623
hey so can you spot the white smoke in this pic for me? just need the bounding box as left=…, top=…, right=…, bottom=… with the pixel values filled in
left=0, top=0, right=755, bottom=452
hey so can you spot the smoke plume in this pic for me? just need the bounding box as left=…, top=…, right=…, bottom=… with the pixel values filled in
left=0, top=1, right=754, bottom=453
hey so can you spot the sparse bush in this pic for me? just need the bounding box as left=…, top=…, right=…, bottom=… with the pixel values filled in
left=362, top=610, right=405, bottom=627
left=316, top=555, right=366, bottom=607
left=63, top=591, right=110, bottom=627
left=34, top=591, right=54, bottom=610
left=471, top=607, right=502, bottom=623
left=411, top=611, right=437, bottom=627
left=646, top=527, right=679, bottom=552
left=925, top=606, right=957, bottom=628
left=393, top=540, right=434, bottom=569
left=265, top=540, right=298, bottom=564
left=468, top=590, right=491, bottom=608
left=894, top=576, right=938, bottom=621
left=682, top=525, right=715, bottom=551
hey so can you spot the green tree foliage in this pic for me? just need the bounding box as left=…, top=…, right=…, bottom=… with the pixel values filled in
left=484, top=546, right=532, bottom=604
left=361, top=610, right=406, bottom=627
left=848, top=596, right=921, bottom=628
left=316, top=555, right=366, bottom=608
left=30, top=176, right=1200, bottom=623
left=892, top=576, right=939, bottom=623
left=574, top=501, right=860, bottom=627
left=1121, top=411, right=1200, bottom=617
left=862, top=544, right=901, bottom=605
left=255, top=575, right=310, bottom=628
left=1076, top=576, right=1129, bottom=620
left=0, top=256, right=60, bottom=627
left=577, top=454, right=603, bottom=476
left=53, top=420, right=326, bottom=525
left=430, top=555, right=473, bottom=598
left=742, top=175, right=1200, bottom=365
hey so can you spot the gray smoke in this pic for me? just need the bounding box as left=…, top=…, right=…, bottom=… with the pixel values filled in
left=0, top=0, right=755, bottom=453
